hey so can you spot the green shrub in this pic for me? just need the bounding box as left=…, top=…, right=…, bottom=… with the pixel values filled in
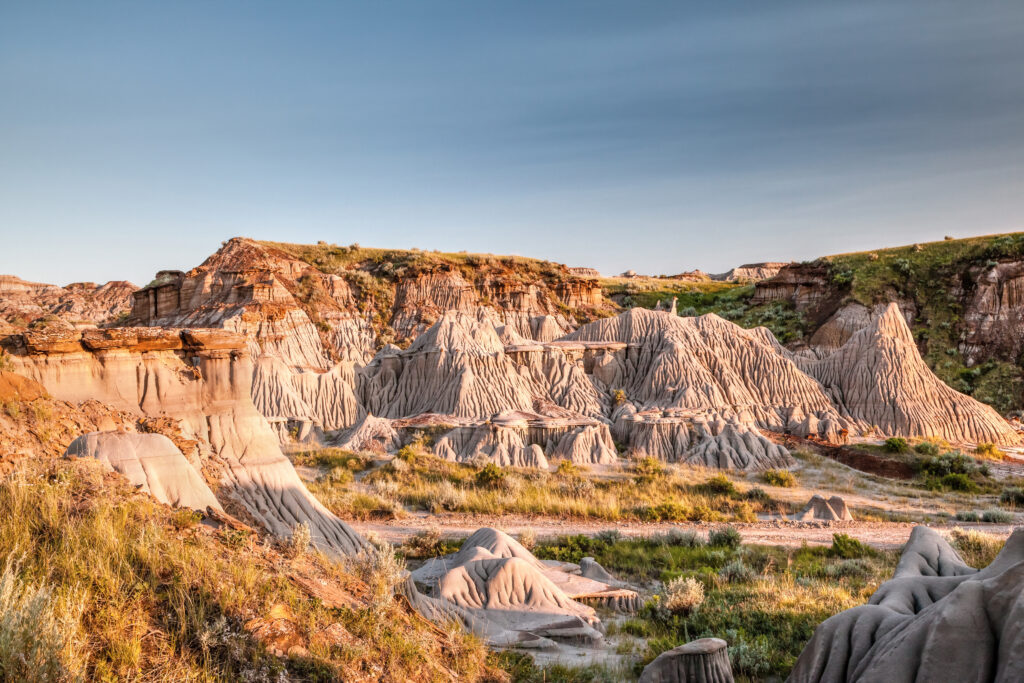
left=981, top=509, right=1013, bottom=524
left=914, top=441, right=940, bottom=456
left=823, top=558, right=873, bottom=579
left=633, top=456, right=667, bottom=480
left=642, top=502, right=689, bottom=522
left=1000, top=487, right=1024, bottom=506
left=940, top=473, right=976, bottom=492
left=699, top=474, right=737, bottom=496
left=760, top=469, right=796, bottom=487
left=955, top=510, right=980, bottom=522
left=883, top=437, right=909, bottom=454
left=475, top=463, right=506, bottom=489
left=708, top=526, right=742, bottom=549
left=974, top=442, right=1004, bottom=460
left=745, top=486, right=771, bottom=503
left=718, top=558, right=756, bottom=583
left=829, top=533, right=874, bottom=559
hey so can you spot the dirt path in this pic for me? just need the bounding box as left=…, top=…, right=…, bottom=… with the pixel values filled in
left=347, top=512, right=1016, bottom=550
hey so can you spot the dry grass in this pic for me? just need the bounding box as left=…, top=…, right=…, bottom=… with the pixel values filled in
left=0, top=458, right=499, bottom=682
left=351, top=452, right=784, bottom=522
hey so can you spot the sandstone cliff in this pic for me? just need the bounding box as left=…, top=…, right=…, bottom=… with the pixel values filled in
left=1, top=327, right=366, bottom=556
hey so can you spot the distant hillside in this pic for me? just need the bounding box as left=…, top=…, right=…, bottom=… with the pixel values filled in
left=609, top=233, right=1024, bottom=414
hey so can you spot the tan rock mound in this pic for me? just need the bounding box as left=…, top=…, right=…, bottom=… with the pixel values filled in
left=807, top=304, right=1021, bottom=446
left=796, top=494, right=854, bottom=522
left=65, top=431, right=221, bottom=512
left=0, top=370, right=47, bottom=402
left=789, top=526, right=1024, bottom=682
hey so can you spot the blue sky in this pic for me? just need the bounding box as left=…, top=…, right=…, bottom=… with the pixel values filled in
left=2, top=1, right=1023, bottom=285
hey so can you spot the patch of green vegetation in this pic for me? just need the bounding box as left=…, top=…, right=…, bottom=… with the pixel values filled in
left=354, top=451, right=783, bottom=522
left=535, top=533, right=899, bottom=678
left=601, top=278, right=808, bottom=343
left=820, top=234, right=1024, bottom=413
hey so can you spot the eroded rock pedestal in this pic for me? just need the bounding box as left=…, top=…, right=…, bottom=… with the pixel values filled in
left=639, top=637, right=735, bottom=683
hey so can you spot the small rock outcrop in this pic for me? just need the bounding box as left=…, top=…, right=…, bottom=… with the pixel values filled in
left=65, top=432, right=222, bottom=512
left=639, top=638, right=735, bottom=683
left=411, top=528, right=639, bottom=647
left=789, top=526, right=1024, bottom=682
left=797, top=495, right=854, bottom=522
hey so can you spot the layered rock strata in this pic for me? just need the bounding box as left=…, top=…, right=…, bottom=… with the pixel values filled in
left=2, top=327, right=367, bottom=556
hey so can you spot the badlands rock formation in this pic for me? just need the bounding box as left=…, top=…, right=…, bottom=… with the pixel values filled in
left=2, top=327, right=367, bottom=556
left=123, top=238, right=607, bottom=439
left=411, top=528, right=637, bottom=646
left=789, top=526, right=1024, bottom=682
left=711, top=262, right=788, bottom=283
left=804, top=305, right=1020, bottom=445
left=0, top=274, right=134, bottom=331
left=65, top=432, right=222, bottom=512
left=796, top=495, right=854, bottom=522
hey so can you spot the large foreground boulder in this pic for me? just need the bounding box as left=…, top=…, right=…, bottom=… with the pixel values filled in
left=788, top=526, right=1024, bottom=682
left=65, top=431, right=221, bottom=512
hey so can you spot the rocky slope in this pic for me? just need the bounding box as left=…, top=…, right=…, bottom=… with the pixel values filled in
left=1, top=327, right=366, bottom=556
left=0, top=274, right=134, bottom=332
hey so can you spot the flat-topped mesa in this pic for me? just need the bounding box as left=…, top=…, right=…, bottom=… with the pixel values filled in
left=2, top=327, right=367, bottom=557
left=807, top=303, right=1022, bottom=445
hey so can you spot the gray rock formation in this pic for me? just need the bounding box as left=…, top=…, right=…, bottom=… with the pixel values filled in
left=806, top=304, right=1020, bottom=445
left=411, top=528, right=639, bottom=646
left=65, top=431, right=222, bottom=512
left=639, top=638, right=734, bottom=683
left=788, top=526, right=1024, bottom=682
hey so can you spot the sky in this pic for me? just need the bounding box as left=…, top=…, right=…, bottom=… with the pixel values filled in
left=2, top=1, right=1023, bottom=286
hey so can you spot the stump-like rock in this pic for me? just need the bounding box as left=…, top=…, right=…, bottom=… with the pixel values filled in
left=639, top=637, right=734, bottom=683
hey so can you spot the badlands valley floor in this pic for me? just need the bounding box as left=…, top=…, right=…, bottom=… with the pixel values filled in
left=0, top=236, right=1022, bottom=681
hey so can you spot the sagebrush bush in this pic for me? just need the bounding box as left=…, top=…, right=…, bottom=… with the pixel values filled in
left=474, top=463, right=505, bottom=489
left=981, top=509, right=1013, bottom=524
left=0, top=557, right=83, bottom=682
left=1000, top=486, right=1024, bottom=506
left=718, top=559, right=756, bottom=583
left=760, top=469, right=796, bottom=487
left=955, top=510, right=980, bottom=522
left=914, top=441, right=940, bottom=456
left=708, top=526, right=742, bottom=549
left=664, top=576, right=704, bottom=614
left=288, top=520, right=312, bottom=557
left=699, top=474, right=737, bottom=496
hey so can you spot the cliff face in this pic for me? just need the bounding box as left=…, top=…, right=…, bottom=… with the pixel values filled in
left=750, top=233, right=1024, bottom=413
left=127, top=238, right=610, bottom=368
left=1, top=327, right=366, bottom=556
left=0, top=275, right=135, bottom=332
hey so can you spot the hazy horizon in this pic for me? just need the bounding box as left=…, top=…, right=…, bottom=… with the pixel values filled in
left=3, top=2, right=1023, bottom=286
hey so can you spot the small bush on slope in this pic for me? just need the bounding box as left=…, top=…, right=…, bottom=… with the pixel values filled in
left=0, top=458, right=495, bottom=682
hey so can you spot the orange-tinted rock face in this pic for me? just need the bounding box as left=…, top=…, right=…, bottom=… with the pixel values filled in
left=751, top=263, right=835, bottom=313
left=0, top=275, right=134, bottom=330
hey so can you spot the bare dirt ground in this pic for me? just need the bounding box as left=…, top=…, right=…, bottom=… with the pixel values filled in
left=349, top=512, right=1014, bottom=550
